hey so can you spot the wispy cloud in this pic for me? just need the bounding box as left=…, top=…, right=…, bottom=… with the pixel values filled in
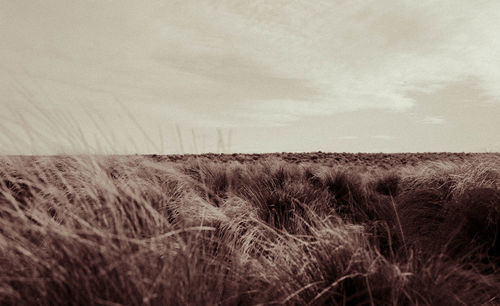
left=339, top=136, right=359, bottom=140
left=372, top=135, right=395, bottom=140
left=420, top=116, right=445, bottom=125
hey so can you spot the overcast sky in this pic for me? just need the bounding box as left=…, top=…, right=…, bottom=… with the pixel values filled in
left=1, top=0, right=500, bottom=154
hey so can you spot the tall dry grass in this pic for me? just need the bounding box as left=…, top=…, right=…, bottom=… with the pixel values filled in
left=0, top=154, right=499, bottom=305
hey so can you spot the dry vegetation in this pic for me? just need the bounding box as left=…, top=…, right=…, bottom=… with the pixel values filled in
left=0, top=153, right=499, bottom=305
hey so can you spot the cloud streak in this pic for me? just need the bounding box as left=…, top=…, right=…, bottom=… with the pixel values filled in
left=420, top=116, right=445, bottom=125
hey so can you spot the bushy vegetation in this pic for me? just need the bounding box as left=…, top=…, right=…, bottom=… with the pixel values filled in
left=0, top=154, right=499, bottom=305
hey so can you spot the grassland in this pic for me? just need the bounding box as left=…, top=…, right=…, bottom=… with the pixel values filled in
left=0, top=153, right=499, bottom=305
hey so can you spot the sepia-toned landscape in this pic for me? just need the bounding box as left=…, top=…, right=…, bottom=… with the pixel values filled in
left=3, top=1, right=500, bottom=305
left=1, top=153, right=499, bottom=305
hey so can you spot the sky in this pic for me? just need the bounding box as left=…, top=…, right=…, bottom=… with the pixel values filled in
left=1, top=0, right=500, bottom=154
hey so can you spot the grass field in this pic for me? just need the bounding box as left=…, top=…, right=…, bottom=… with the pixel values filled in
left=1, top=153, right=499, bottom=305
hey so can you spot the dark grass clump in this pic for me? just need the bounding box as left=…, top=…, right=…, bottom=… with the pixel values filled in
left=396, top=189, right=449, bottom=254
left=374, top=172, right=401, bottom=196
left=452, top=187, right=500, bottom=259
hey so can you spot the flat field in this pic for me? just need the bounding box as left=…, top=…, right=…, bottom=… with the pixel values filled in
left=1, top=153, right=499, bottom=305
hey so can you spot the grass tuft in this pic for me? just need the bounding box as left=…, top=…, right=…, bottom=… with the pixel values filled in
left=0, top=154, right=499, bottom=305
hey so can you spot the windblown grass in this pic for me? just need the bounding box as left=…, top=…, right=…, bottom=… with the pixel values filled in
left=0, top=154, right=499, bottom=305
